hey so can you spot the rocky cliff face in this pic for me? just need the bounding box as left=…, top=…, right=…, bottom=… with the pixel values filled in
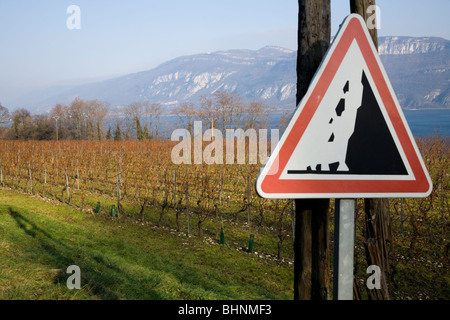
left=139, top=46, right=297, bottom=105
left=12, top=37, right=450, bottom=113
left=379, top=37, right=450, bottom=109
left=378, top=36, right=449, bottom=55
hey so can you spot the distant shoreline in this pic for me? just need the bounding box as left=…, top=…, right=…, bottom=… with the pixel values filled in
left=403, top=108, right=450, bottom=111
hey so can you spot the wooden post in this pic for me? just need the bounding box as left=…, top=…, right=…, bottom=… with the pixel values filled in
left=247, top=176, right=250, bottom=226
left=76, top=159, right=80, bottom=190
left=294, top=201, right=312, bottom=299
left=17, top=152, right=20, bottom=188
left=186, top=181, right=190, bottom=236
left=0, top=156, right=3, bottom=187
left=116, top=175, right=120, bottom=217
left=350, top=0, right=378, bottom=47
left=65, top=167, right=70, bottom=204
left=28, top=160, right=32, bottom=194
left=173, top=169, right=176, bottom=207
left=294, top=0, right=331, bottom=300
left=219, top=168, right=223, bottom=205
left=117, top=160, right=121, bottom=218
left=56, top=152, right=59, bottom=179
left=363, top=198, right=391, bottom=300
left=350, top=0, right=391, bottom=300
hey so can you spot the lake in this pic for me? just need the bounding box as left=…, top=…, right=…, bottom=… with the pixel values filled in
left=402, top=109, right=450, bottom=137
left=158, top=108, right=449, bottom=139
left=267, top=108, right=449, bottom=138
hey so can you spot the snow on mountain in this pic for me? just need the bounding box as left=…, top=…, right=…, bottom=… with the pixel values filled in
left=378, top=36, right=449, bottom=55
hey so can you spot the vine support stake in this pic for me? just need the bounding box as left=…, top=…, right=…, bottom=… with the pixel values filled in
left=186, top=181, right=190, bottom=236
left=173, top=169, right=176, bottom=207
left=29, top=160, right=33, bottom=194
left=65, top=167, right=70, bottom=204
left=247, top=176, right=251, bottom=226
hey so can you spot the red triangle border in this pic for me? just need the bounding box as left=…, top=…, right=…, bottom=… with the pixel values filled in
left=257, top=15, right=432, bottom=198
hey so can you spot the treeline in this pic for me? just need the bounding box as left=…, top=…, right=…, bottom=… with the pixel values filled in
left=0, top=91, right=283, bottom=141
left=173, top=91, right=274, bottom=136
left=0, top=98, right=156, bottom=141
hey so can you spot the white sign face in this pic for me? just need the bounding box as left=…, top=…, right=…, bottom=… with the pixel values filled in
left=256, top=14, right=432, bottom=199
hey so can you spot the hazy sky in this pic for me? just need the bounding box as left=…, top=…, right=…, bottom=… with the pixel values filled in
left=1, top=0, right=449, bottom=105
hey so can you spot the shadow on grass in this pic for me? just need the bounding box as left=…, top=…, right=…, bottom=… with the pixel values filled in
left=7, top=207, right=162, bottom=300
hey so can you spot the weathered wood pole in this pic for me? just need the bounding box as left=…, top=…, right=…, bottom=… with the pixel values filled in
left=294, top=0, right=331, bottom=300
left=350, top=0, right=391, bottom=300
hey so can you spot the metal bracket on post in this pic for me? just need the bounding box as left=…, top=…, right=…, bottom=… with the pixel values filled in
left=333, top=199, right=356, bottom=300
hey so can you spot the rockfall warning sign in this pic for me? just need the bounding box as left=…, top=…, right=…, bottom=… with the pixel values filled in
left=256, top=14, right=432, bottom=199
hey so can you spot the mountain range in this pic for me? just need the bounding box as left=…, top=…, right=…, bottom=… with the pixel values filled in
left=9, top=36, right=450, bottom=114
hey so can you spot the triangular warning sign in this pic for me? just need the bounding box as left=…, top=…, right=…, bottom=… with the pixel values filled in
left=256, top=14, right=432, bottom=199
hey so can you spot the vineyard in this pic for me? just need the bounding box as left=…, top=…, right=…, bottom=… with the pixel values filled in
left=0, top=135, right=448, bottom=299
left=0, top=139, right=296, bottom=260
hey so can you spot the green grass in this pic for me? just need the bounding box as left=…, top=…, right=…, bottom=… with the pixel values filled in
left=0, top=189, right=293, bottom=300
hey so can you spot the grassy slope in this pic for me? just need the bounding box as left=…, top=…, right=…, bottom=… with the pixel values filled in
left=0, top=189, right=293, bottom=300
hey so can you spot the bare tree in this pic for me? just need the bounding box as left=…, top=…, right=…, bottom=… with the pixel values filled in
left=245, top=101, right=269, bottom=130
left=144, top=102, right=163, bottom=139
left=12, top=109, right=34, bottom=139
left=68, top=98, right=86, bottom=140
left=278, top=108, right=295, bottom=135
left=0, top=103, right=11, bottom=126
left=213, top=91, right=243, bottom=131
left=89, top=99, right=109, bottom=140
left=198, top=95, right=217, bottom=134
left=50, top=103, right=70, bottom=140
left=124, top=102, right=144, bottom=140
left=174, top=102, right=198, bottom=137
